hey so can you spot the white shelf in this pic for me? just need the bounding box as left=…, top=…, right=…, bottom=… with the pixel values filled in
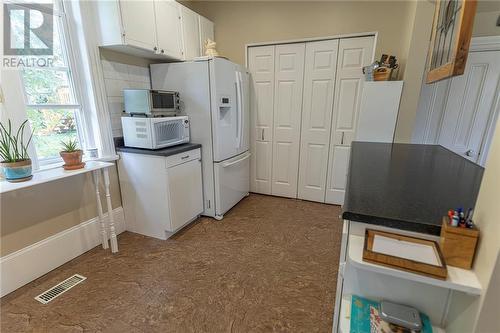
left=339, top=295, right=446, bottom=333
left=0, top=161, right=114, bottom=194
left=348, top=235, right=482, bottom=295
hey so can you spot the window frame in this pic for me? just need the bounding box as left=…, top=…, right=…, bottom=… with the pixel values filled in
left=16, top=0, right=89, bottom=168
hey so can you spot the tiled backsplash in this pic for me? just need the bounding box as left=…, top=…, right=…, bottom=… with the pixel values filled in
left=102, top=60, right=151, bottom=137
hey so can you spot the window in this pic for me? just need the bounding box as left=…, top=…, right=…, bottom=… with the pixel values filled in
left=18, top=1, right=85, bottom=165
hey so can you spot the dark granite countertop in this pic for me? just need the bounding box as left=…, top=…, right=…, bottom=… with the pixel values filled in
left=114, top=137, right=201, bottom=157
left=342, top=142, right=484, bottom=235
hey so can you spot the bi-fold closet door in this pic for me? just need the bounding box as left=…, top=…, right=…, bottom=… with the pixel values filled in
left=325, top=36, right=375, bottom=204
left=249, top=36, right=374, bottom=204
left=248, top=43, right=305, bottom=198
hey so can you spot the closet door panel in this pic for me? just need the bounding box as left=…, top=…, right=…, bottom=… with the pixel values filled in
left=298, top=39, right=339, bottom=202
left=331, top=37, right=373, bottom=146
left=327, top=146, right=351, bottom=204
left=326, top=36, right=374, bottom=205
left=249, top=46, right=275, bottom=194
left=271, top=43, right=305, bottom=198
left=254, top=141, right=273, bottom=191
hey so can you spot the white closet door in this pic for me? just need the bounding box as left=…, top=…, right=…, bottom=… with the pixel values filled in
left=437, top=50, right=500, bottom=165
left=298, top=39, right=339, bottom=202
left=271, top=43, right=305, bottom=198
left=248, top=46, right=275, bottom=194
left=326, top=36, right=374, bottom=205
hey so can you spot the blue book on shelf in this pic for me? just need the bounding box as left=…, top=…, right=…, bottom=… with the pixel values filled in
left=350, top=295, right=433, bottom=333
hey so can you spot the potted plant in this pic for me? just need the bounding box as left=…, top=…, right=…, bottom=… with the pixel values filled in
left=60, top=139, right=85, bottom=170
left=0, top=120, right=33, bottom=183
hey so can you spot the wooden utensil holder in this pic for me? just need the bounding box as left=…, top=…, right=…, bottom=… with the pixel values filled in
left=440, top=217, right=479, bottom=269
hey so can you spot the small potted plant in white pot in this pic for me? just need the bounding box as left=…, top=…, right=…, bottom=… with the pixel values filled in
left=60, top=139, right=85, bottom=170
left=0, top=120, right=33, bottom=183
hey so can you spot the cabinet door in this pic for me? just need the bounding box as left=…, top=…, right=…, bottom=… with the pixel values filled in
left=167, top=158, right=203, bottom=231
left=154, top=0, right=183, bottom=59
left=199, top=16, right=214, bottom=56
left=180, top=5, right=201, bottom=60
left=271, top=43, right=305, bottom=198
left=248, top=45, right=275, bottom=194
left=326, top=36, right=374, bottom=204
left=120, top=0, right=157, bottom=52
left=298, top=39, right=339, bottom=203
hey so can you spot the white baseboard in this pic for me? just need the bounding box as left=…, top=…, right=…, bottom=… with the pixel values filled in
left=0, top=207, right=125, bottom=297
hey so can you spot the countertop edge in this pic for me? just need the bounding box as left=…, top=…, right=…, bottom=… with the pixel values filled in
left=115, top=143, right=202, bottom=157
left=341, top=212, right=442, bottom=236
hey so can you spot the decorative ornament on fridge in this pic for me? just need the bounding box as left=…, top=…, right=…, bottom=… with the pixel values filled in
left=204, top=39, right=219, bottom=57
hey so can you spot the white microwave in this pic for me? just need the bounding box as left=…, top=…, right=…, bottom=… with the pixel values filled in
left=121, top=116, right=190, bottom=149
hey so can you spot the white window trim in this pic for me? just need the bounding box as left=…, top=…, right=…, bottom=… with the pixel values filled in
left=10, top=0, right=88, bottom=168
left=2, top=0, right=117, bottom=169
left=62, top=0, right=116, bottom=160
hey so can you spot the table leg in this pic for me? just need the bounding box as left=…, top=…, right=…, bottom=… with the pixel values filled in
left=103, top=168, right=118, bottom=253
left=92, top=170, right=108, bottom=250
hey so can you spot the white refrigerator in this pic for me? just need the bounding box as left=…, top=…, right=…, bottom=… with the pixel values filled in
left=151, top=57, right=250, bottom=220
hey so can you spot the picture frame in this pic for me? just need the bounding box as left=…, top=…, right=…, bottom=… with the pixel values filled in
left=363, top=229, right=448, bottom=280
left=425, top=0, right=477, bottom=83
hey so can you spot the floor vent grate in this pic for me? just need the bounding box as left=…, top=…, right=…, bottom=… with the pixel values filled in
left=34, top=274, right=86, bottom=304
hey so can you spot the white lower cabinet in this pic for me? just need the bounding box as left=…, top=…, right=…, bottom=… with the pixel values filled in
left=248, top=35, right=375, bottom=204
left=117, top=148, right=203, bottom=240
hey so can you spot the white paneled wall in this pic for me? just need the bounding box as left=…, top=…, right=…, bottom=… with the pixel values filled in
left=101, top=60, right=151, bottom=137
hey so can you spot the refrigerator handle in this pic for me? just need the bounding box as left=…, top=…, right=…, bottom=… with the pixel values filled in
left=235, top=71, right=243, bottom=149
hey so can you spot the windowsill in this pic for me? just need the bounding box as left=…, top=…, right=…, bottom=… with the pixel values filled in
left=36, top=154, right=120, bottom=173
left=0, top=160, right=116, bottom=194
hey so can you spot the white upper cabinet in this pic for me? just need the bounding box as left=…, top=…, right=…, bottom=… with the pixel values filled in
left=94, top=0, right=213, bottom=61
left=119, top=0, right=157, bottom=51
left=154, top=0, right=183, bottom=59
left=180, top=6, right=201, bottom=60
left=199, top=15, right=215, bottom=56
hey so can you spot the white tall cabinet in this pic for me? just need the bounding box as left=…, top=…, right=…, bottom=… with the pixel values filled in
left=248, top=35, right=375, bottom=204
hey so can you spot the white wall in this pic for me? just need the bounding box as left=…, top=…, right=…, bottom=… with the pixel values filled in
left=101, top=61, right=151, bottom=137
left=445, top=117, right=500, bottom=332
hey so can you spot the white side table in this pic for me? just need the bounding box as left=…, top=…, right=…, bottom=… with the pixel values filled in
left=1, top=161, right=119, bottom=253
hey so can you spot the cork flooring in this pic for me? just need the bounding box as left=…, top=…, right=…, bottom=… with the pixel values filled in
left=1, top=194, right=342, bottom=332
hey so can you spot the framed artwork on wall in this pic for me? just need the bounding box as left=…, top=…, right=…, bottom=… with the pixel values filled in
left=426, top=0, right=477, bottom=83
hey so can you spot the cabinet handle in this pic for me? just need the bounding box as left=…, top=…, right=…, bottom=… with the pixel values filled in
left=341, top=132, right=345, bottom=145
left=181, top=155, right=190, bottom=160
left=153, top=46, right=158, bottom=51
left=161, top=49, right=165, bottom=54
left=261, top=128, right=264, bottom=141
